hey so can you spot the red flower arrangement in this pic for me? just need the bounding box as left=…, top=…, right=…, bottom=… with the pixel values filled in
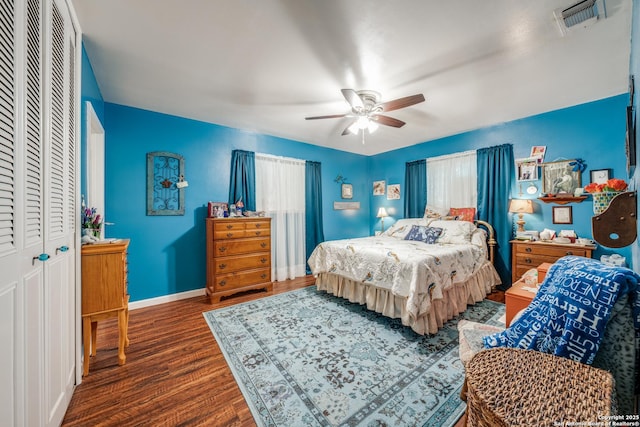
left=584, top=178, right=628, bottom=194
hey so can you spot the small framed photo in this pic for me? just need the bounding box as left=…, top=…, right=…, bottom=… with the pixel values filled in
left=590, top=169, right=611, bottom=185
left=387, top=184, right=400, bottom=200
left=552, top=206, right=573, bottom=224
left=517, top=160, right=538, bottom=181
left=373, top=180, right=385, bottom=196
left=208, top=201, right=228, bottom=218
left=341, top=183, right=353, bottom=199
left=530, top=146, right=546, bottom=162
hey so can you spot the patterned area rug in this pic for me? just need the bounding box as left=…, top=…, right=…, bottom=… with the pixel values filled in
left=203, top=286, right=504, bottom=427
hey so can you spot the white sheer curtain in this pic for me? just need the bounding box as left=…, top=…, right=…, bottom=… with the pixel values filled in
left=427, top=150, right=477, bottom=208
left=255, top=154, right=306, bottom=281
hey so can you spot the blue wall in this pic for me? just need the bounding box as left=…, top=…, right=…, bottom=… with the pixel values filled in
left=103, top=104, right=370, bottom=301
left=81, top=46, right=635, bottom=301
left=369, top=95, right=632, bottom=269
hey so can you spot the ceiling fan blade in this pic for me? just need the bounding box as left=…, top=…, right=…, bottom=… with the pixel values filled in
left=341, top=119, right=357, bottom=135
left=373, top=114, right=406, bottom=128
left=305, top=114, right=348, bottom=120
left=377, top=94, right=425, bottom=112
left=341, top=89, right=364, bottom=109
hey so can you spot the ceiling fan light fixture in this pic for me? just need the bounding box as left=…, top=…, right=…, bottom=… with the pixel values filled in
left=349, top=116, right=379, bottom=135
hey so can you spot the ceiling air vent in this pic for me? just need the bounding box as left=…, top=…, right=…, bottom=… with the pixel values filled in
left=554, top=0, right=606, bottom=36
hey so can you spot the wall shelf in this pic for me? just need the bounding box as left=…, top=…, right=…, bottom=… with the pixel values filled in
left=538, top=195, right=588, bottom=205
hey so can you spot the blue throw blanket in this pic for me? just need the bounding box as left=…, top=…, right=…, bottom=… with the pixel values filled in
left=484, top=256, right=640, bottom=364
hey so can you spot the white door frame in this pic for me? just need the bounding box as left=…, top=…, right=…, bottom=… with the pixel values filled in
left=85, top=101, right=105, bottom=237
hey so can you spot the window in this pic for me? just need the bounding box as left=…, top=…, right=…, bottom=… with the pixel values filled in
left=255, top=154, right=306, bottom=281
left=426, top=150, right=477, bottom=208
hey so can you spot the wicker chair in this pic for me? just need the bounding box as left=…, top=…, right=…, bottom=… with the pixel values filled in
left=458, top=289, right=638, bottom=417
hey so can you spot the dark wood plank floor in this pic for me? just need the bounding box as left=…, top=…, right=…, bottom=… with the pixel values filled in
left=62, top=277, right=504, bottom=427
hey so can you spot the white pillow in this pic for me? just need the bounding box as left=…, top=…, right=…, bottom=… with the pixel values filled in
left=423, top=204, right=449, bottom=219
left=430, top=219, right=476, bottom=244
left=382, top=218, right=431, bottom=239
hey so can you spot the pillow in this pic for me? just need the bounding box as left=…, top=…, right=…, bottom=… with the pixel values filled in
left=423, top=204, right=449, bottom=219
left=404, top=225, right=443, bottom=244
left=449, top=207, right=476, bottom=222
left=382, top=218, right=431, bottom=239
left=430, top=219, right=476, bottom=244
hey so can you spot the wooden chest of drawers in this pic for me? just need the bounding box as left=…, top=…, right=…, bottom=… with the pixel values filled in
left=510, top=240, right=595, bottom=283
left=206, top=217, right=272, bottom=303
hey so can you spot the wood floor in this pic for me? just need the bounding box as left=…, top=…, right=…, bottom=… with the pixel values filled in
left=62, top=277, right=504, bottom=427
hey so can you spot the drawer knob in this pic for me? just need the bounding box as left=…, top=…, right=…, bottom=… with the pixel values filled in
left=260, top=242, right=267, bottom=248
left=261, top=274, right=267, bottom=279
left=525, top=258, right=532, bottom=264
left=219, top=263, right=227, bottom=270
left=525, top=247, right=532, bottom=253
left=255, top=231, right=262, bottom=236
left=218, top=246, right=227, bottom=253
left=566, top=251, right=573, bottom=255
left=219, top=280, right=226, bottom=287
left=227, top=232, right=233, bottom=238
left=256, top=224, right=262, bottom=228
left=260, top=257, right=267, bottom=263
left=226, top=224, right=233, bottom=229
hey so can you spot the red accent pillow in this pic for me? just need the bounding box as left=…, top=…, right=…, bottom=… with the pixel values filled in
left=449, top=207, right=476, bottom=222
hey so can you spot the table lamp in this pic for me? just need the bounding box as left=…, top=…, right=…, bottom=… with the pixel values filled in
left=376, top=207, right=389, bottom=233
left=509, top=199, right=534, bottom=233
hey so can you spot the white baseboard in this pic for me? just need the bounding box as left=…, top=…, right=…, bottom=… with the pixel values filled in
left=129, top=288, right=206, bottom=311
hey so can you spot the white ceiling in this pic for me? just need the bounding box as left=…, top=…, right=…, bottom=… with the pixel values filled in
left=71, top=0, right=632, bottom=156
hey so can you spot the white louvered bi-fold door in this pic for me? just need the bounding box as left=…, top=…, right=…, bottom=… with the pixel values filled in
left=0, top=0, right=79, bottom=425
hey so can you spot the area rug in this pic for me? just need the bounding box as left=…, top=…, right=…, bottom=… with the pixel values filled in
left=203, top=286, right=505, bottom=427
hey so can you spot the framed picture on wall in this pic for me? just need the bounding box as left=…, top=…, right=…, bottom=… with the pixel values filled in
left=387, top=184, right=400, bottom=200
left=530, top=146, right=546, bottom=162
left=590, top=169, right=610, bottom=185
left=373, top=180, right=385, bottom=196
left=341, top=183, right=353, bottom=199
left=552, top=206, right=573, bottom=224
left=516, top=159, right=538, bottom=181
left=541, top=160, right=581, bottom=195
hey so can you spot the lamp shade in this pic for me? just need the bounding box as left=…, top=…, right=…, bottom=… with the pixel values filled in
left=508, top=199, right=534, bottom=214
left=376, top=207, right=388, bottom=218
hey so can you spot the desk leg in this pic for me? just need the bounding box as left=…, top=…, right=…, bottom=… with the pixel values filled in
left=90, top=321, right=98, bottom=356
left=124, top=305, right=130, bottom=347
left=82, top=317, right=91, bottom=376
left=117, top=309, right=127, bottom=365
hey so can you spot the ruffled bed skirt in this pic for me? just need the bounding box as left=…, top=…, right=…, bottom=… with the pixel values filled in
left=315, top=262, right=501, bottom=335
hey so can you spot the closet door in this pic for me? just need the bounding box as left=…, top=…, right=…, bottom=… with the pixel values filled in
left=22, top=0, right=47, bottom=426
left=40, top=0, right=77, bottom=424
left=0, top=0, right=22, bottom=425
left=0, top=0, right=78, bottom=424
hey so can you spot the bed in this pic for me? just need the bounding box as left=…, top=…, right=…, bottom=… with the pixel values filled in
left=307, top=218, right=501, bottom=335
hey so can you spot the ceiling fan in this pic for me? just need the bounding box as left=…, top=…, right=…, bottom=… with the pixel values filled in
left=305, top=89, right=425, bottom=136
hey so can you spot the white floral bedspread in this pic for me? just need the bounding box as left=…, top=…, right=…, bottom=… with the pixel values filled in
left=307, top=235, right=488, bottom=318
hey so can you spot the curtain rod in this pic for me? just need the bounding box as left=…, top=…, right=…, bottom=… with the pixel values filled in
left=427, top=149, right=476, bottom=162
left=256, top=152, right=305, bottom=165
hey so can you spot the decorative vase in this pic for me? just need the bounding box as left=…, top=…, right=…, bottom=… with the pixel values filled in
left=592, top=192, right=620, bottom=215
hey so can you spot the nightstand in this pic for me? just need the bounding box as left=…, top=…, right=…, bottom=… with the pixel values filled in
left=505, top=279, right=536, bottom=327
left=505, top=262, right=552, bottom=326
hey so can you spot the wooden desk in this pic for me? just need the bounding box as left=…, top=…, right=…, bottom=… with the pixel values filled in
left=81, top=239, right=130, bottom=376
